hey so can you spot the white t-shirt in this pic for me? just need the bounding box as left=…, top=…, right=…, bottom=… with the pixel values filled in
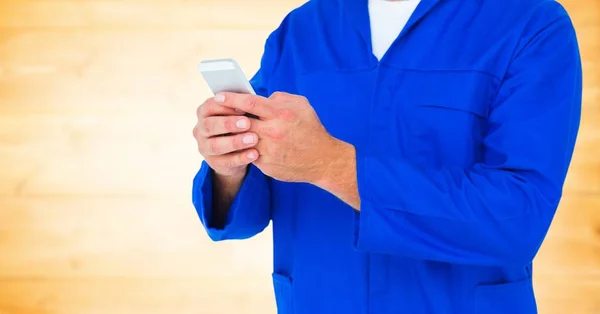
left=368, top=0, right=421, bottom=60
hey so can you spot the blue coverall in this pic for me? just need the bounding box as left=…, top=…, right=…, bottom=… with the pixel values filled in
left=192, top=0, right=582, bottom=313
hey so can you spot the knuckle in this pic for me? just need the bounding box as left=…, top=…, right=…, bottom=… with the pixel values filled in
left=235, top=134, right=248, bottom=150
left=265, top=125, right=285, bottom=140
left=199, top=119, right=211, bottom=137
left=196, top=104, right=204, bottom=118
left=299, top=96, right=309, bottom=103
left=208, top=139, right=221, bottom=155
left=271, top=91, right=285, bottom=100
left=223, top=117, right=234, bottom=132
left=272, top=131, right=285, bottom=141
left=260, top=125, right=274, bottom=138
left=258, top=125, right=271, bottom=137
left=197, top=99, right=212, bottom=117
left=276, top=108, right=296, bottom=121
left=244, top=97, right=257, bottom=111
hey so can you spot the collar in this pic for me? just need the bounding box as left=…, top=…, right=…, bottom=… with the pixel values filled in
left=342, top=0, right=444, bottom=61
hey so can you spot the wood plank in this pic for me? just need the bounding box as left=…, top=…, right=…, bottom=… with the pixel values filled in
left=533, top=193, right=600, bottom=313
left=0, top=278, right=276, bottom=314
left=0, top=0, right=598, bottom=313
left=0, top=113, right=202, bottom=197
left=0, top=195, right=600, bottom=314
left=0, top=30, right=268, bottom=73
left=563, top=106, right=600, bottom=193
left=560, top=0, right=600, bottom=24
left=0, top=277, right=596, bottom=314
left=536, top=232, right=600, bottom=277
left=534, top=274, right=600, bottom=314
left=0, top=111, right=596, bottom=198
left=0, top=198, right=273, bottom=278
left=0, top=0, right=305, bottom=29
left=0, top=194, right=597, bottom=281
left=0, top=30, right=267, bottom=114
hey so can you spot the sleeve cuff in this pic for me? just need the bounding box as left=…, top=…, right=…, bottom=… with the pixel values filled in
left=191, top=161, right=266, bottom=240
left=353, top=144, right=371, bottom=251
left=192, top=160, right=214, bottom=226
left=353, top=148, right=406, bottom=253
left=352, top=150, right=446, bottom=256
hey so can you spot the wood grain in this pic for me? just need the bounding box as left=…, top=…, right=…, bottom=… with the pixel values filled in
left=0, top=0, right=598, bottom=313
left=0, top=278, right=276, bottom=314
left=0, top=198, right=274, bottom=278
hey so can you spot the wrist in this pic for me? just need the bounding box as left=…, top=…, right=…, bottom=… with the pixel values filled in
left=315, top=137, right=355, bottom=190
left=310, top=136, right=361, bottom=210
left=213, top=166, right=247, bottom=186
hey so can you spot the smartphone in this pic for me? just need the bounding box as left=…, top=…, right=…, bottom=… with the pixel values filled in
left=198, top=58, right=256, bottom=96
left=198, top=58, right=258, bottom=118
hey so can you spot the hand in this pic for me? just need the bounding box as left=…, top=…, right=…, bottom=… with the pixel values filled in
left=193, top=95, right=260, bottom=178
left=216, top=91, right=341, bottom=184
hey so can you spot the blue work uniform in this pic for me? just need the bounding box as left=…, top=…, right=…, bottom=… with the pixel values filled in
left=192, top=0, right=582, bottom=313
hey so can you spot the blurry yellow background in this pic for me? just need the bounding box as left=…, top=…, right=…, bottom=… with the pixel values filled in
left=0, top=0, right=598, bottom=313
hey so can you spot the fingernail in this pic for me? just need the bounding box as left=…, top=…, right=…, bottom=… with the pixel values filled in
left=214, top=93, right=225, bottom=103
left=242, top=134, right=255, bottom=144
left=236, top=119, right=248, bottom=129
left=247, top=151, right=256, bottom=159
left=235, top=109, right=244, bottom=113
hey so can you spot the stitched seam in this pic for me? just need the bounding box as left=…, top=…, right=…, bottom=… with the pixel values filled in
left=298, top=66, right=502, bottom=82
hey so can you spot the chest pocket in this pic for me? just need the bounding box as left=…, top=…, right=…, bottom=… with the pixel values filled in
left=394, top=70, right=498, bottom=168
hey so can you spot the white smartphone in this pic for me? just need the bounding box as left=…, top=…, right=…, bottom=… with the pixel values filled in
left=198, top=58, right=256, bottom=96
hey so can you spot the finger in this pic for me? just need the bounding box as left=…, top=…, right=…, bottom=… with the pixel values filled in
left=197, top=98, right=239, bottom=118
left=204, top=132, right=258, bottom=156
left=215, top=92, right=276, bottom=119
left=254, top=136, right=270, bottom=157
left=247, top=118, right=265, bottom=136
left=248, top=119, right=285, bottom=140
left=193, top=124, right=199, bottom=139
left=269, top=91, right=307, bottom=104
left=211, top=148, right=259, bottom=170
left=201, top=115, right=251, bottom=137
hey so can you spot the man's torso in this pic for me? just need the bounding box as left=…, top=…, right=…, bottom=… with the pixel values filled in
left=261, top=0, right=564, bottom=313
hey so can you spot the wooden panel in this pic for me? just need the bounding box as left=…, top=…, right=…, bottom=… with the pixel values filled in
left=0, top=113, right=203, bottom=197
left=0, top=0, right=304, bottom=29
left=0, top=278, right=275, bottom=314
left=0, top=194, right=595, bottom=277
left=0, top=0, right=598, bottom=313
left=0, top=198, right=273, bottom=278
left=0, top=111, right=594, bottom=198
left=564, top=106, right=600, bottom=193
left=0, top=195, right=597, bottom=312
left=535, top=194, right=600, bottom=274
left=534, top=275, right=600, bottom=314
left=0, top=277, right=596, bottom=314
left=0, top=30, right=267, bottom=114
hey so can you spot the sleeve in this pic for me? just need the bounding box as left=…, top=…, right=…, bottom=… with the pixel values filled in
left=192, top=21, right=287, bottom=241
left=353, top=4, right=583, bottom=266
left=192, top=162, right=271, bottom=241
